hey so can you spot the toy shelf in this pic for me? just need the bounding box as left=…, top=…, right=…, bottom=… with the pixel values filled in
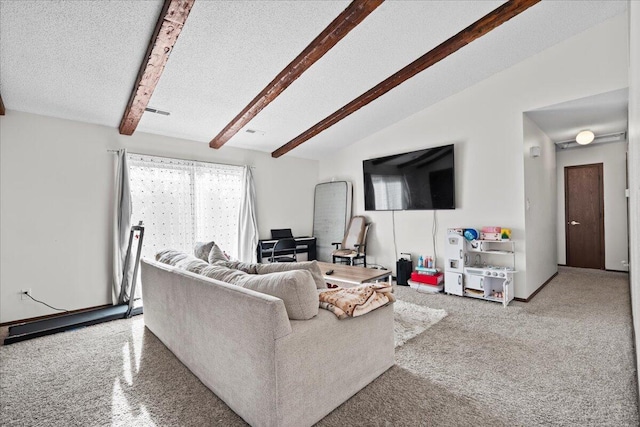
left=444, top=230, right=515, bottom=307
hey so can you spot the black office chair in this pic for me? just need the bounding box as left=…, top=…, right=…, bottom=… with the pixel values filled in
left=268, top=238, right=298, bottom=263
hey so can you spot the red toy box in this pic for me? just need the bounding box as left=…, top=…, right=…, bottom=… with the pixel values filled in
left=410, top=272, right=444, bottom=285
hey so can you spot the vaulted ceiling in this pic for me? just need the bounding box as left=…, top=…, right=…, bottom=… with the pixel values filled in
left=0, top=0, right=628, bottom=159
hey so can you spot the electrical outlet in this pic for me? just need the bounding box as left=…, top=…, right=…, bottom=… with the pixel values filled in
left=20, top=289, right=31, bottom=301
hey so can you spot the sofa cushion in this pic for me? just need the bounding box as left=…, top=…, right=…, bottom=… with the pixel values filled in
left=235, top=270, right=318, bottom=320
left=156, top=249, right=318, bottom=320
left=214, top=260, right=326, bottom=289
left=202, top=265, right=317, bottom=320
left=255, top=261, right=327, bottom=289
left=200, top=263, right=249, bottom=284
left=213, top=260, right=259, bottom=274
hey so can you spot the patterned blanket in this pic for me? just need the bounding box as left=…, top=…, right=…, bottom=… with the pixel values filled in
left=319, top=283, right=396, bottom=319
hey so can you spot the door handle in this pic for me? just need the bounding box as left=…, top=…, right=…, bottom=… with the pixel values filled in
left=569, top=221, right=581, bottom=226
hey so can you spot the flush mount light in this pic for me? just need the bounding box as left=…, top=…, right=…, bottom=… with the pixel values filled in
left=576, top=130, right=595, bottom=145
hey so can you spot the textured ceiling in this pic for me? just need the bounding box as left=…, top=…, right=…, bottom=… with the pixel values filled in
left=0, top=0, right=163, bottom=127
left=0, top=0, right=628, bottom=159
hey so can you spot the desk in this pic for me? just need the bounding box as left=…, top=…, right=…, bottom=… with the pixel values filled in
left=257, top=237, right=317, bottom=262
left=316, top=261, right=392, bottom=288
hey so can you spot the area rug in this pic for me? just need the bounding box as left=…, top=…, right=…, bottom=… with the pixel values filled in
left=393, top=299, right=447, bottom=347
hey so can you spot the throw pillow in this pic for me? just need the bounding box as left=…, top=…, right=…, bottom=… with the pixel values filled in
left=194, top=241, right=215, bottom=262
left=181, top=258, right=210, bottom=275
left=200, top=264, right=249, bottom=284
left=156, top=249, right=191, bottom=265
left=156, top=249, right=210, bottom=274
left=255, top=260, right=326, bottom=289
left=235, top=270, right=318, bottom=320
left=213, top=260, right=259, bottom=274
left=208, top=243, right=229, bottom=264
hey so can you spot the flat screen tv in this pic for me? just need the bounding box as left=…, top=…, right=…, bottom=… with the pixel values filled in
left=363, top=144, right=455, bottom=211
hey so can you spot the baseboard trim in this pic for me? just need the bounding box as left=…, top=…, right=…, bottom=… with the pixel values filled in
left=514, top=272, right=558, bottom=303
left=0, top=304, right=112, bottom=327
left=559, top=263, right=629, bottom=273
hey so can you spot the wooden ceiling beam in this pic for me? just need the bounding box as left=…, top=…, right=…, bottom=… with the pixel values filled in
left=119, top=0, right=195, bottom=135
left=0, top=94, right=5, bottom=116
left=209, top=0, right=384, bottom=149
left=272, top=0, right=540, bottom=158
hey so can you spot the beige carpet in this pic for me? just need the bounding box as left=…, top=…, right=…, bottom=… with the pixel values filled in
left=1, top=267, right=638, bottom=426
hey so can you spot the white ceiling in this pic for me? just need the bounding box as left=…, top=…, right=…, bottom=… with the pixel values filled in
left=0, top=0, right=628, bottom=159
left=526, top=88, right=628, bottom=143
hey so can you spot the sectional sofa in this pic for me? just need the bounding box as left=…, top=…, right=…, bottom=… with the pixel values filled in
left=140, top=250, right=395, bottom=427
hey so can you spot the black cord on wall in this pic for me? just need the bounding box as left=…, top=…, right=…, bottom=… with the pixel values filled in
left=23, top=292, right=69, bottom=312
left=432, top=210, right=438, bottom=266
left=392, top=210, right=398, bottom=261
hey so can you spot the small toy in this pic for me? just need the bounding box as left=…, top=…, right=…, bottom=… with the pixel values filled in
left=463, top=228, right=479, bottom=241
left=501, top=228, right=512, bottom=240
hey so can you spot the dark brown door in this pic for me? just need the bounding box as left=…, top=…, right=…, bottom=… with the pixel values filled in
left=565, top=163, right=605, bottom=269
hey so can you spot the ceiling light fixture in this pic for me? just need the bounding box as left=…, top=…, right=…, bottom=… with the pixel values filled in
left=554, top=131, right=626, bottom=149
left=575, top=130, right=595, bottom=145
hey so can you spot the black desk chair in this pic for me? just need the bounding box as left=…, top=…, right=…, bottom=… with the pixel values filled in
left=268, top=238, right=298, bottom=263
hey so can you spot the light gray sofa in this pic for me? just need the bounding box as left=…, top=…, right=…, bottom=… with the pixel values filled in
left=141, top=259, right=395, bottom=427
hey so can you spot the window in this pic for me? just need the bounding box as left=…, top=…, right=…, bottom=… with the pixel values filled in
left=127, top=154, right=243, bottom=260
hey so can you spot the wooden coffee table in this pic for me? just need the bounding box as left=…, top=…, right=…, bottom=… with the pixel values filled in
left=316, top=261, right=392, bottom=288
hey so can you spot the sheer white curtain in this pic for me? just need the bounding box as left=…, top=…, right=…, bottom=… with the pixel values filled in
left=193, top=162, right=243, bottom=257
left=127, top=154, right=244, bottom=260
left=372, top=175, right=406, bottom=210
left=112, top=149, right=132, bottom=304
left=237, top=166, right=259, bottom=263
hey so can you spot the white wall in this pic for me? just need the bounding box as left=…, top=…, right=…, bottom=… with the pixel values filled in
left=0, top=111, right=319, bottom=323
left=523, top=116, right=557, bottom=296
left=627, top=0, right=640, bottom=398
left=555, top=142, right=629, bottom=271
left=318, top=14, right=628, bottom=299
